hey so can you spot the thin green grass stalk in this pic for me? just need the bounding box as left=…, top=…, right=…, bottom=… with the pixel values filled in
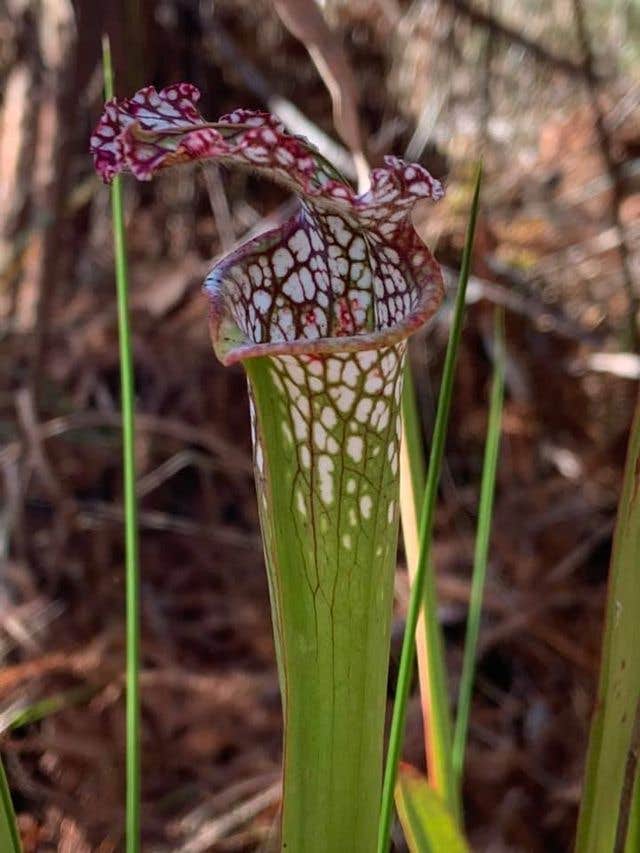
left=0, top=757, right=21, bottom=853
left=377, top=164, right=483, bottom=853
left=451, top=305, right=505, bottom=789
left=101, top=35, right=141, bottom=853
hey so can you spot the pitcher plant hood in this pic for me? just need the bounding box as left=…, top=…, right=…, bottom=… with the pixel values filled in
left=91, top=83, right=445, bottom=361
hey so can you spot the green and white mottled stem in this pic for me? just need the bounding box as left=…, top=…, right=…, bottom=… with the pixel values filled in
left=246, top=345, right=405, bottom=850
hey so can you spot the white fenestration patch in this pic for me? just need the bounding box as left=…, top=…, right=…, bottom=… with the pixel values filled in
left=255, top=440, right=264, bottom=473
left=346, top=435, right=364, bottom=463
left=316, top=288, right=329, bottom=308
left=355, top=398, right=373, bottom=424
left=356, top=350, right=377, bottom=371
left=360, top=495, right=372, bottom=520
left=276, top=147, right=295, bottom=166
left=318, top=454, right=335, bottom=505
left=248, top=396, right=257, bottom=445
left=249, top=264, right=262, bottom=286
left=288, top=229, right=311, bottom=262
left=342, top=360, right=360, bottom=389
left=291, top=408, right=308, bottom=441
left=326, top=357, right=343, bottom=384
left=313, top=422, right=327, bottom=452
left=283, top=273, right=304, bottom=303
left=300, top=446, right=311, bottom=469
left=281, top=356, right=305, bottom=386
left=327, top=215, right=352, bottom=248
left=380, top=350, right=398, bottom=377
left=244, top=145, right=269, bottom=163
left=349, top=236, right=366, bottom=260
left=371, top=399, right=389, bottom=431
left=410, top=181, right=431, bottom=196
left=281, top=421, right=293, bottom=445
left=320, top=406, right=337, bottom=429
left=326, top=435, right=339, bottom=454
left=387, top=439, right=399, bottom=474
left=273, top=247, right=295, bottom=277
left=342, top=533, right=352, bottom=550
left=330, top=385, right=356, bottom=413
left=309, top=227, right=324, bottom=252
left=299, top=267, right=315, bottom=300
left=253, top=290, right=272, bottom=312
left=364, top=372, right=384, bottom=394
left=296, top=489, right=307, bottom=517
left=307, top=357, right=323, bottom=377
left=296, top=396, right=310, bottom=418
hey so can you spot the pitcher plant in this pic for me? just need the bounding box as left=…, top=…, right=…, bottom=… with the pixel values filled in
left=91, top=82, right=444, bottom=851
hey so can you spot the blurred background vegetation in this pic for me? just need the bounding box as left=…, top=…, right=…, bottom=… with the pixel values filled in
left=0, top=0, right=639, bottom=849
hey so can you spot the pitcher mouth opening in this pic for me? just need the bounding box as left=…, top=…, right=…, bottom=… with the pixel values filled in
left=204, top=208, right=444, bottom=367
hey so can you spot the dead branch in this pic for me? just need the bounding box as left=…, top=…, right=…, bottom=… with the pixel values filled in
left=441, top=0, right=601, bottom=80
left=571, top=0, right=639, bottom=350
left=272, top=0, right=370, bottom=189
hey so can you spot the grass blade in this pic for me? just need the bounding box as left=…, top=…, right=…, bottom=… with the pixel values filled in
left=400, top=356, right=438, bottom=780
left=101, top=35, right=141, bottom=853
left=5, top=685, right=101, bottom=731
left=0, top=758, right=21, bottom=853
left=398, top=390, right=459, bottom=822
left=624, top=769, right=640, bottom=853
left=395, top=763, right=469, bottom=853
left=452, top=305, right=505, bottom=786
left=377, top=163, right=482, bottom=853
left=575, top=389, right=640, bottom=852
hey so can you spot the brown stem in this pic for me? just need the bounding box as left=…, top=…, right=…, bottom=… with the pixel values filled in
left=571, top=0, right=639, bottom=351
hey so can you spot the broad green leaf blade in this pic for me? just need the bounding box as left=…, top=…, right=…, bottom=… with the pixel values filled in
left=0, top=758, right=21, bottom=853
left=575, top=391, right=640, bottom=853
left=395, top=764, right=469, bottom=853
left=452, top=306, right=505, bottom=786
left=378, top=164, right=482, bottom=853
